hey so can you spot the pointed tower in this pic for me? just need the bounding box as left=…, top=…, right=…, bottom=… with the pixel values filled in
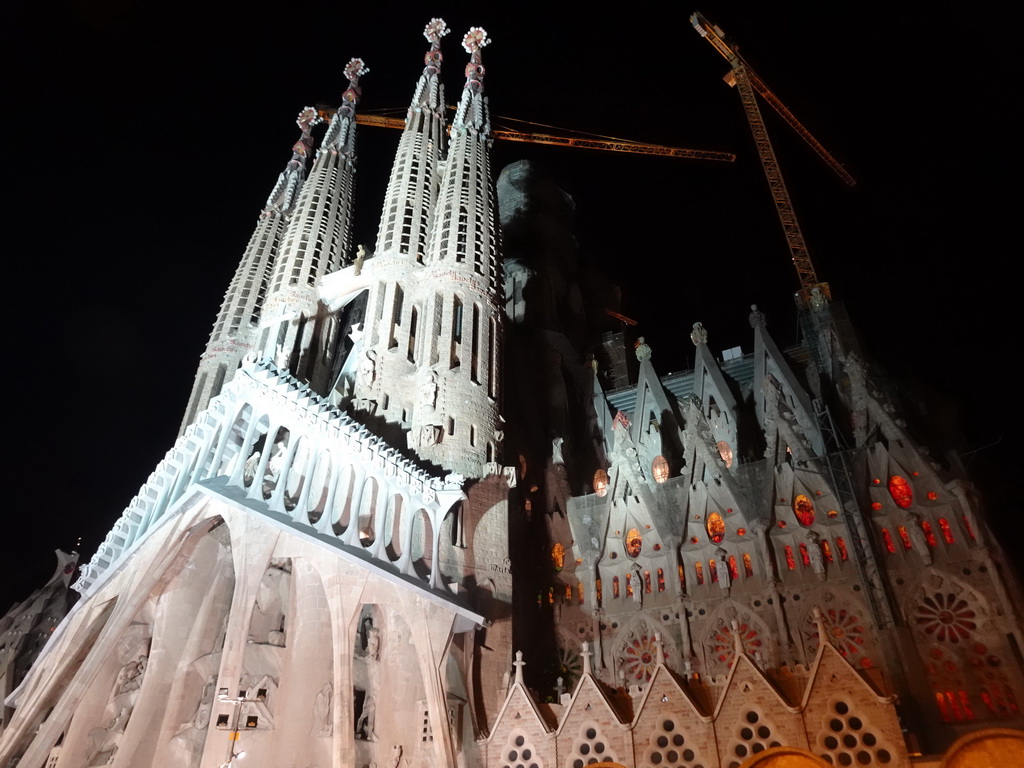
left=179, top=108, right=319, bottom=434
left=256, top=58, right=367, bottom=376
left=351, top=20, right=449, bottom=424
left=409, top=28, right=503, bottom=476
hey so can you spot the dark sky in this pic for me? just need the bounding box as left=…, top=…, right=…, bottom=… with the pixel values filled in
left=3, top=1, right=1018, bottom=611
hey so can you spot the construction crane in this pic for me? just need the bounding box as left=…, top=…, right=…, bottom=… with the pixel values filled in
left=690, top=11, right=854, bottom=303
left=319, top=108, right=737, bottom=164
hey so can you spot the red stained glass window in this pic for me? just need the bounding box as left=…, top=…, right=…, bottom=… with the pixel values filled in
left=613, top=576, right=620, bottom=599
left=626, top=528, right=643, bottom=557
left=728, top=556, right=739, bottom=581
left=822, top=540, right=834, bottom=562
left=882, top=528, right=896, bottom=553
left=963, top=515, right=976, bottom=540
left=784, top=546, right=796, bottom=570
left=743, top=553, right=754, bottom=577
left=709, top=558, right=719, bottom=583
left=625, top=574, right=634, bottom=598
left=793, top=494, right=816, bottom=525
left=889, top=475, right=914, bottom=508
left=657, top=568, right=665, bottom=592
left=837, top=537, right=849, bottom=560
left=898, top=525, right=913, bottom=550
left=939, top=518, right=955, bottom=544
left=644, top=570, right=652, bottom=594
left=799, top=542, right=811, bottom=567
left=921, top=521, right=937, bottom=547
left=706, top=512, right=726, bottom=543
left=565, top=584, right=573, bottom=602
left=694, top=562, right=704, bottom=585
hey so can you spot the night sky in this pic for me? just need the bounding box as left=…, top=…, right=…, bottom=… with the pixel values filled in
left=3, top=1, right=1018, bottom=611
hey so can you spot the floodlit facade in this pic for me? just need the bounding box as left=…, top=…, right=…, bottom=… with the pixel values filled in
left=2, top=19, right=1022, bottom=768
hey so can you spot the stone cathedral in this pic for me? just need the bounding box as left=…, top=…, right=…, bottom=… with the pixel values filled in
left=2, top=19, right=1022, bottom=768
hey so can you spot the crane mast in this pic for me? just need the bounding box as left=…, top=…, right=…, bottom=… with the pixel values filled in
left=691, top=12, right=854, bottom=304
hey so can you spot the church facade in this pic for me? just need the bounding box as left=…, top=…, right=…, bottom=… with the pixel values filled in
left=2, top=19, right=1022, bottom=768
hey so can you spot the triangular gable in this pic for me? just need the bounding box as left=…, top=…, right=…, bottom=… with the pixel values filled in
left=633, top=664, right=711, bottom=725
left=489, top=681, right=556, bottom=738
left=631, top=358, right=684, bottom=451
left=712, top=653, right=799, bottom=719
left=753, top=325, right=822, bottom=456
left=692, top=342, right=739, bottom=416
left=557, top=673, right=629, bottom=734
left=801, top=642, right=894, bottom=709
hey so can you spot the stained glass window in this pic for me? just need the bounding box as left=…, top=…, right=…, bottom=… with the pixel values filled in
left=706, top=511, right=725, bottom=543
left=888, top=475, right=913, bottom=508
left=939, top=518, right=955, bottom=544
left=822, top=540, right=834, bottom=562
left=793, top=494, right=816, bottom=526
left=717, top=440, right=734, bottom=468
left=613, top=576, right=620, bottom=599
left=626, top=574, right=634, bottom=597
left=784, top=545, right=796, bottom=570
left=565, top=584, right=573, bottom=602
left=551, top=542, right=565, bottom=570
left=677, top=564, right=685, bottom=589
left=709, top=558, right=719, bottom=583
left=728, top=556, right=739, bottom=581
left=743, top=552, right=754, bottom=577
left=963, top=515, right=976, bottom=540
left=577, top=582, right=584, bottom=605
left=799, top=543, right=811, bottom=567
left=644, top=571, right=652, bottom=593
left=882, top=528, right=896, bottom=553
left=837, top=537, right=849, bottom=560
left=898, top=525, right=913, bottom=550
left=626, top=528, right=643, bottom=557
left=657, top=568, right=665, bottom=592
left=596, top=579, right=602, bottom=603
left=694, top=562, right=704, bottom=585
left=593, top=468, right=608, bottom=497
left=920, top=521, right=936, bottom=547
left=652, top=455, right=669, bottom=483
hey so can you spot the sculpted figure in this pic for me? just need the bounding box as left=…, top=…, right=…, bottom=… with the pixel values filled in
left=314, top=683, right=332, bottom=737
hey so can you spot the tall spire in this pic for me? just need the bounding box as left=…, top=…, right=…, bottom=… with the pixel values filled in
left=257, top=59, right=368, bottom=373
left=179, top=108, right=319, bottom=434
left=375, top=18, right=449, bottom=262
left=409, top=29, right=503, bottom=476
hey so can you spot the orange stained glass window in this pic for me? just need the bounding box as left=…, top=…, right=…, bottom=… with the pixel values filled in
left=694, top=561, right=705, bottom=585
left=577, top=582, right=584, bottom=605
left=593, top=468, right=609, bottom=496
left=882, top=528, right=896, bottom=553
left=551, top=542, right=565, bottom=570
left=822, top=540, right=834, bottom=562
left=678, top=563, right=685, bottom=588
left=709, top=558, right=719, bottom=583
left=626, top=528, right=643, bottom=557
left=784, top=545, right=796, bottom=570
left=717, top=440, right=734, bottom=468
left=888, top=475, right=914, bottom=508
left=625, top=574, right=634, bottom=598
left=837, top=537, right=849, bottom=560
left=962, top=514, right=976, bottom=540
left=921, top=521, right=937, bottom=547
left=565, top=584, right=573, bottom=602
left=799, top=542, right=811, bottom=567
left=644, top=571, right=652, bottom=593
left=743, top=552, right=754, bottom=577
left=706, top=512, right=726, bottom=543
left=897, top=525, right=913, bottom=550
left=939, top=518, right=955, bottom=544
left=596, top=579, right=602, bottom=604
left=793, top=494, right=816, bottom=526
left=728, top=556, right=739, bottom=581
left=652, top=455, right=670, bottom=483
left=657, top=568, right=665, bottom=592
left=548, top=587, right=554, bottom=605
left=613, top=576, right=620, bottom=599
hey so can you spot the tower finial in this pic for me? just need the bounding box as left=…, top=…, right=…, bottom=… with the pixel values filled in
left=264, top=107, right=321, bottom=214
left=461, top=27, right=491, bottom=91
left=424, top=17, right=449, bottom=48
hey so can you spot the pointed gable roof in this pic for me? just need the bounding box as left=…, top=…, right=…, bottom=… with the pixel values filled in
left=713, top=652, right=800, bottom=719
left=633, top=663, right=713, bottom=724
left=801, top=640, right=894, bottom=709
left=489, top=679, right=558, bottom=735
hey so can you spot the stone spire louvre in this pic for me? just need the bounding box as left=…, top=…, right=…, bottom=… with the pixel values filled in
left=423, top=27, right=498, bottom=281
left=257, top=58, right=367, bottom=367
left=375, top=18, right=450, bottom=263
left=410, top=29, right=503, bottom=477
left=178, top=108, right=320, bottom=435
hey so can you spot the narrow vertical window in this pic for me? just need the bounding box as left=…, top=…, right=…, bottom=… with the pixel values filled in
left=470, top=303, right=480, bottom=383
left=407, top=306, right=418, bottom=363
left=743, top=552, right=754, bottom=577
left=612, top=576, right=620, bottom=598
left=784, top=546, right=796, bottom=570
left=938, top=518, right=956, bottom=544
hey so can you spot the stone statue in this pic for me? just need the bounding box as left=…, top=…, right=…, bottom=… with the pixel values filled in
left=115, top=655, right=146, bottom=695
left=366, top=625, right=380, bottom=661
left=418, top=370, right=438, bottom=412
left=313, top=682, right=332, bottom=737
left=749, top=304, right=766, bottom=328
left=192, top=676, right=216, bottom=730
left=806, top=533, right=825, bottom=575
left=690, top=322, right=708, bottom=346
left=356, top=693, right=377, bottom=741
left=358, top=350, right=377, bottom=388
left=551, top=436, right=565, bottom=465
left=354, top=244, right=366, bottom=275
